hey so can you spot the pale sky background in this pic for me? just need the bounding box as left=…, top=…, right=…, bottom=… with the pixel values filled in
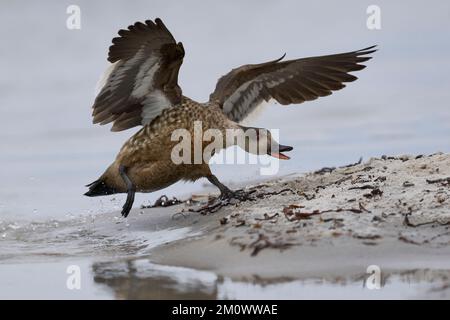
left=1, top=0, right=449, bottom=219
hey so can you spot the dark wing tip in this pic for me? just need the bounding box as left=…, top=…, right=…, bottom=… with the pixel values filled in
left=108, top=18, right=176, bottom=63
left=356, top=45, right=378, bottom=56
left=145, top=19, right=156, bottom=27
left=277, top=53, right=287, bottom=62
left=117, top=29, right=129, bottom=37
left=155, top=17, right=170, bottom=32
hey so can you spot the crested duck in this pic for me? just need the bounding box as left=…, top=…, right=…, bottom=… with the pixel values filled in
left=85, top=18, right=376, bottom=217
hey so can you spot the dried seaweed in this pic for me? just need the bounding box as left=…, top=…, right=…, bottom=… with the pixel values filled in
left=359, top=202, right=371, bottom=213
left=282, top=205, right=363, bottom=221
left=341, top=157, right=363, bottom=168
left=255, top=213, right=280, bottom=221
left=314, top=166, right=336, bottom=175
left=248, top=234, right=295, bottom=257
left=314, top=157, right=363, bottom=175
left=403, top=181, right=415, bottom=187
left=254, top=188, right=296, bottom=199
left=426, top=177, right=450, bottom=185
left=189, top=190, right=257, bottom=215
left=363, top=188, right=383, bottom=198
left=349, top=185, right=377, bottom=190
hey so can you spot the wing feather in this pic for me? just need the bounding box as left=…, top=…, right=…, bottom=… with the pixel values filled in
left=210, top=46, right=377, bottom=122
left=91, top=18, right=184, bottom=131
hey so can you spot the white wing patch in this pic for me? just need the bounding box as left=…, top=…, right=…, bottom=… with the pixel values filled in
left=265, top=77, right=287, bottom=88
left=222, top=72, right=296, bottom=122
left=95, top=61, right=120, bottom=95
left=223, top=80, right=264, bottom=122
left=141, top=91, right=172, bottom=124
left=223, top=81, right=259, bottom=113
left=132, top=54, right=160, bottom=99
left=101, top=52, right=142, bottom=97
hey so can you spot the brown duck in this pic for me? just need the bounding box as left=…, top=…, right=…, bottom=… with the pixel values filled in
left=85, top=18, right=376, bottom=217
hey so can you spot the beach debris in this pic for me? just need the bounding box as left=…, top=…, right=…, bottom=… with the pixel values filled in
left=403, top=181, right=415, bottom=187
left=314, top=157, right=363, bottom=175
left=349, top=184, right=377, bottom=190
left=282, top=204, right=363, bottom=222
left=254, top=188, right=296, bottom=199
left=230, top=236, right=247, bottom=251
left=403, top=213, right=450, bottom=228
left=342, top=157, right=363, bottom=168
left=435, top=194, right=447, bottom=204
left=371, top=215, right=385, bottom=223
left=284, top=209, right=322, bottom=221
left=359, top=202, right=371, bottom=213
left=298, top=192, right=315, bottom=200
left=426, top=177, right=450, bottom=186
left=141, top=195, right=183, bottom=209
left=255, top=213, right=279, bottom=221
left=398, top=235, right=423, bottom=245
left=314, top=166, right=336, bottom=175
left=248, top=234, right=295, bottom=257
left=381, top=155, right=410, bottom=161
left=188, top=189, right=257, bottom=215
left=320, top=217, right=344, bottom=223
left=352, top=232, right=382, bottom=240
left=363, top=187, right=383, bottom=199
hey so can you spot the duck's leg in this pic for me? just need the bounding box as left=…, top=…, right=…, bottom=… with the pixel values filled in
left=207, top=174, right=254, bottom=201
left=119, top=165, right=135, bottom=218
left=207, top=174, right=232, bottom=197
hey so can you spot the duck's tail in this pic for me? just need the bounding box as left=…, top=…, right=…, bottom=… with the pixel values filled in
left=84, top=178, right=116, bottom=197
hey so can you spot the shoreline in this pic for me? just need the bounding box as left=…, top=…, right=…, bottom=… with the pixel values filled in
left=1, top=152, right=450, bottom=298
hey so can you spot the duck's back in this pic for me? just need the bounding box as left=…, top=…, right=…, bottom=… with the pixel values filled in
left=116, top=96, right=231, bottom=166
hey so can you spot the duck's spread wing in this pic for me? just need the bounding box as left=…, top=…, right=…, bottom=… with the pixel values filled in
left=209, top=46, right=376, bottom=123
left=92, top=18, right=184, bottom=131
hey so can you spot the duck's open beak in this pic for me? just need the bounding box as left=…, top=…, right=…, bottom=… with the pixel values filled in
left=270, top=144, right=293, bottom=160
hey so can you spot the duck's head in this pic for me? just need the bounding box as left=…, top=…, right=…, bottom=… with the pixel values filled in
left=240, top=126, right=293, bottom=160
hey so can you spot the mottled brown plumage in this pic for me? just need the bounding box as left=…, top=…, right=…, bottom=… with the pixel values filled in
left=100, top=97, right=237, bottom=193
left=85, top=18, right=376, bottom=217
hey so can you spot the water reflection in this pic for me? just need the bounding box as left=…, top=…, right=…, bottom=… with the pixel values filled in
left=92, top=258, right=450, bottom=299
left=93, top=259, right=219, bottom=299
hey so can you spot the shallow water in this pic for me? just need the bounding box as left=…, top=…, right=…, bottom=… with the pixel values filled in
left=1, top=0, right=450, bottom=299
left=1, top=208, right=450, bottom=299
left=2, top=254, right=450, bottom=299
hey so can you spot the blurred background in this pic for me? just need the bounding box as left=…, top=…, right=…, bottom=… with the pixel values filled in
left=1, top=0, right=449, bottom=221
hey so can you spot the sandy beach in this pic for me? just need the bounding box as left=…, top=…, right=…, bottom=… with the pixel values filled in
left=146, top=153, right=450, bottom=288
